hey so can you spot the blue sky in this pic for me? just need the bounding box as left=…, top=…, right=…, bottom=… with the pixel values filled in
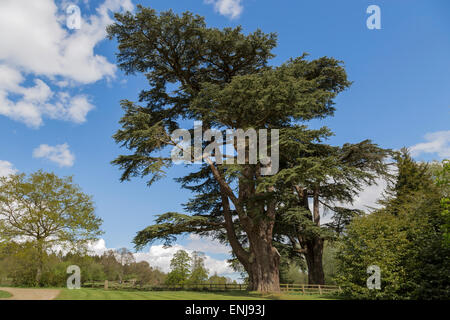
left=0, top=0, right=449, bottom=276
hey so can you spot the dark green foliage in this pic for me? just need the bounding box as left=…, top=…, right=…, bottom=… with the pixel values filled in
left=107, top=5, right=278, bottom=185
left=270, top=136, right=390, bottom=284
left=335, top=151, right=450, bottom=299
left=436, top=160, right=449, bottom=246
left=134, top=213, right=222, bottom=249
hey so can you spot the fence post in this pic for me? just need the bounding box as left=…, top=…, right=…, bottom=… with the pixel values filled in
left=104, top=280, right=108, bottom=290
left=318, top=285, right=322, bottom=295
left=302, top=284, right=305, bottom=294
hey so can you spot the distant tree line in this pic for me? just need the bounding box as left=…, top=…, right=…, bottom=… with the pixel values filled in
left=0, top=245, right=166, bottom=287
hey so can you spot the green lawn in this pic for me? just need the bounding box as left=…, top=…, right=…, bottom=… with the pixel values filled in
left=0, top=290, right=12, bottom=298
left=56, top=288, right=334, bottom=300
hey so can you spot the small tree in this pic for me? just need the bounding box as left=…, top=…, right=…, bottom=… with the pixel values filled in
left=188, top=251, right=209, bottom=284
left=165, top=249, right=191, bottom=285
left=115, top=247, right=136, bottom=282
left=133, top=261, right=153, bottom=285
left=100, top=250, right=121, bottom=281
left=208, top=272, right=230, bottom=285
left=0, top=170, right=103, bottom=286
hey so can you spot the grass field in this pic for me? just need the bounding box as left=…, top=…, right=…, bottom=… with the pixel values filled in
left=0, top=290, right=12, bottom=298
left=56, top=288, right=334, bottom=300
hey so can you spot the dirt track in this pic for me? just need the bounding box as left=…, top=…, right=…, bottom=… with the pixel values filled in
left=0, top=287, right=60, bottom=300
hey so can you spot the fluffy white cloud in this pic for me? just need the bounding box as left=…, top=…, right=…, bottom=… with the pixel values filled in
left=0, top=0, right=133, bottom=127
left=0, top=65, right=95, bottom=127
left=184, top=234, right=231, bottom=255
left=33, top=143, right=75, bottom=167
left=410, top=130, right=450, bottom=159
left=88, top=238, right=109, bottom=255
left=204, top=0, right=243, bottom=19
left=0, top=160, right=17, bottom=177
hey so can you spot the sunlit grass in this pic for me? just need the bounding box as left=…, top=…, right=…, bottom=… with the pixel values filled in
left=56, top=288, right=336, bottom=300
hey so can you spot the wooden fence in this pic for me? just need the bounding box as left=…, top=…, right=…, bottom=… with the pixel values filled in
left=85, top=281, right=340, bottom=295
left=280, top=284, right=341, bottom=295
left=86, top=282, right=247, bottom=291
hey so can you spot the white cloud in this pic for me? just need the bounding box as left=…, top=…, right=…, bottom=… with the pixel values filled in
left=33, top=143, right=75, bottom=167
left=0, top=0, right=133, bottom=127
left=321, top=174, right=392, bottom=226
left=88, top=238, right=109, bottom=256
left=0, top=160, right=17, bottom=177
left=349, top=178, right=388, bottom=211
left=410, top=130, right=450, bottom=159
left=0, top=65, right=95, bottom=127
left=184, top=234, right=231, bottom=255
left=204, top=0, right=243, bottom=19
left=66, top=95, right=95, bottom=123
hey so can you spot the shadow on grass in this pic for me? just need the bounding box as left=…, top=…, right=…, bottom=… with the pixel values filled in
left=194, top=290, right=340, bottom=300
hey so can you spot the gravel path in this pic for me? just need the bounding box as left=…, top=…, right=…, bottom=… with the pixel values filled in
left=0, top=287, right=60, bottom=300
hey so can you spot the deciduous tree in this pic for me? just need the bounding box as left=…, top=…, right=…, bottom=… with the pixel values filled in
left=166, top=249, right=191, bottom=285
left=188, top=251, right=209, bottom=284
left=0, top=170, right=103, bottom=285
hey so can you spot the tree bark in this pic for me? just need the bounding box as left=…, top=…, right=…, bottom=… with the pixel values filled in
left=305, top=186, right=325, bottom=285
left=305, top=238, right=325, bottom=285
left=247, top=238, right=280, bottom=292
left=293, top=185, right=325, bottom=285
left=209, top=153, right=281, bottom=292
left=220, top=194, right=280, bottom=292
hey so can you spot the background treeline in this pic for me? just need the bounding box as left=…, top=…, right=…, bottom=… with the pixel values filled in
left=0, top=246, right=166, bottom=287
left=0, top=245, right=237, bottom=287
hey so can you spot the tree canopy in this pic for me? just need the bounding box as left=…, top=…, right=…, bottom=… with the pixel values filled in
left=166, top=249, right=192, bottom=285
left=0, top=170, right=103, bottom=285
left=107, top=5, right=390, bottom=291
